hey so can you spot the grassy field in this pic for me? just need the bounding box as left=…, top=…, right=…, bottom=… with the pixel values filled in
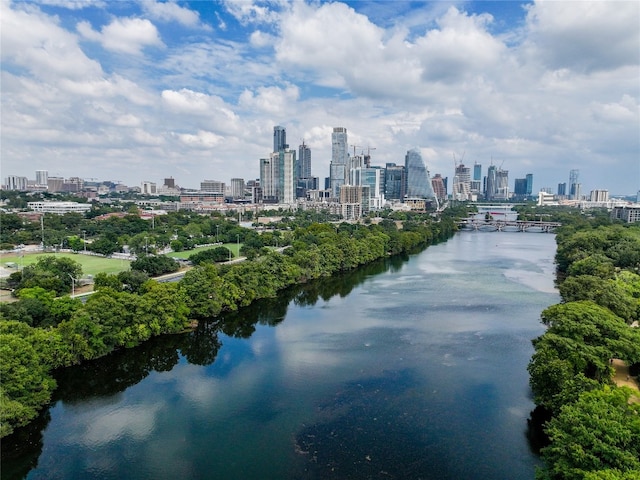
left=169, top=243, right=242, bottom=259
left=0, top=252, right=132, bottom=276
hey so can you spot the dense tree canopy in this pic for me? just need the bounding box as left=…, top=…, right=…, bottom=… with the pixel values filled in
left=530, top=218, right=640, bottom=480
left=0, top=208, right=465, bottom=438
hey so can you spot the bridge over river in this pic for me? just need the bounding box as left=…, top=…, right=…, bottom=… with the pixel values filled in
left=458, top=218, right=561, bottom=232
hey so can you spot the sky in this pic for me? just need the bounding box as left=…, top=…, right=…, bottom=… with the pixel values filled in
left=1, top=0, right=639, bottom=195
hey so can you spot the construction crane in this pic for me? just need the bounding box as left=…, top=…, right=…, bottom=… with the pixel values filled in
left=452, top=151, right=466, bottom=167
left=364, top=146, right=376, bottom=167
left=349, top=144, right=362, bottom=157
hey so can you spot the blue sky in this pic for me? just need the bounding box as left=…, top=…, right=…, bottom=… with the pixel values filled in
left=1, top=0, right=639, bottom=195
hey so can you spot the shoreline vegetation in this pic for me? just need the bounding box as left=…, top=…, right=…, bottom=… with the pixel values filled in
left=0, top=208, right=465, bottom=439
left=526, top=213, right=640, bottom=480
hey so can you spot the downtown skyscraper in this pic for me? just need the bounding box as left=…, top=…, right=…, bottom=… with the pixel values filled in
left=330, top=127, right=348, bottom=197
left=405, top=149, right=436, bottom=200
left=298, top=141, right=311, bottom=180
left=273, top=126, right=287, bottom=152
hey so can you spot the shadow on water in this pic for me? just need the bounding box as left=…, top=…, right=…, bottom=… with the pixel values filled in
left=1, top=254, right=412, bottom=479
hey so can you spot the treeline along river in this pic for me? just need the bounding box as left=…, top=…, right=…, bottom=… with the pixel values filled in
left=3, top=231, right=559, bottom=480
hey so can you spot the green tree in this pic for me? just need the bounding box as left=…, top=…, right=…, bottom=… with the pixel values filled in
left=0, top=327, right=57, bottom=437
left=130, top=255, right=179, bottom=276
left=9, top=256, right=82, bottom=296
left=538, top=387, right=640, bottom=480
left=189, top=246, right=232, bottom=265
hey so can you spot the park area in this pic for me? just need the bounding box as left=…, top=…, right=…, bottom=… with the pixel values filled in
left=1, top=252, right=131, bottom=277
left=0, top=244, right=243, bottom=301
left=168, top=243, right=241, bottom=260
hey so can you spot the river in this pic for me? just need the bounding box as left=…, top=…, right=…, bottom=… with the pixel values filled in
left=2, top=231, right=559, bottom=480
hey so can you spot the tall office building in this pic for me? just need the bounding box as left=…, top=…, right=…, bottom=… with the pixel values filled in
left=525, top=174, right=533, bottom=195
left=453, top=163, right=472, bottom=201
left=495, top=169, right=509, bottom=200
left=260, top=150, right=296, bottom=204
left=590, top=190, right=609, bottom=202
left=484, top=165, right=509, bottom=200
left=473, top=163, right=482, bottom=181
left=431, top=174, right=447, bottom=201
left=569, top=169, right=580, bottom=200
left=35, top=170, right=48, bottom=187
left=200, top=180, right=225, bottom=193
left=485, top=165, right=496, bottom=200
left=230, top=178, right=245, bottom=199
left=273, top=126, right=287, bottom=153
left=298, top=141, right=311, bottom=180
left=405, top=149, right=436, bottom=199
left=330, top=127, right=348, bottom=197
left=5, top=176, right=28, bottom=191
left=260, top=157, right=279, bottom=202
left=352, top=166, right=385, bottom=210
left=47, top=177, right=64, bottom=193
left=514, top=178, right=528, bottom=196
left=384, top=163, right=406, bottom=201
left=279, top=149, right=296, bottom=205
left=557, top=183, right=567, bottom=196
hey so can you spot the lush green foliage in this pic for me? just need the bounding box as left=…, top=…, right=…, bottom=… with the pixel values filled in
left=530, top=217, right=640, bottom=479
left=189, top=246, right=233, bottom=264
left=537, top=387, right=640, bottom=480
left=130, top=254, right=179, bottom=276
left=0, top=209, right=464, bottom=438
left=6, top=256, right=83, bottom=296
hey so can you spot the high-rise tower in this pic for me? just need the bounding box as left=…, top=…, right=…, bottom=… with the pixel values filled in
left=330, top=127, right=348, bottom=197
left=405, top=149, right=436, bottom=200
left=273, top=126, right=287, bottom=153
left=569, top=169, right=580, bottom=200
left=298, top=141, right=311, bottom=180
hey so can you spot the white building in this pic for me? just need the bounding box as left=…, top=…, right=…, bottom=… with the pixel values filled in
left=200, top=180, right=225, bottom=194
left=35, top=170, right=48, bottom=188
left=28, top=201, right=92, bottom=214
left=537, top=191, right=558, bottom=206
left=4, top=176, right=28, bottom=191
left=590, top=189, right=609, bottom=202
left=611, top=205, right=640, bottom=223
left=141, top=181, right=157, bottom=195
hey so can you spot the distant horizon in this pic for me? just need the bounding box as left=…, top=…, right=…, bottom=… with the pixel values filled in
left=2, top=1, right=638, bottom=195
left=5, top=165, right=638, bottom=199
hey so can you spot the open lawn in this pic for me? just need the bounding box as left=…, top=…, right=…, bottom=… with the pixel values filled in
left=0, top=252, right=132, bottom=276
left=169, top=243, right=242, bottom=260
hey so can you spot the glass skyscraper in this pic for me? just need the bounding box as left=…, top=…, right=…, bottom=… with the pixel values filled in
left=330, top=127, right=348, bottom=197
left=298, top=141, right=311, bottom=179
left=405, top=149, right=436, bottom=199
left=273, top=126, right=287, bottom=153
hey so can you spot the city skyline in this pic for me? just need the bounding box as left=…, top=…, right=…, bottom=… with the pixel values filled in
left=1, top=1, right=638, bottom=195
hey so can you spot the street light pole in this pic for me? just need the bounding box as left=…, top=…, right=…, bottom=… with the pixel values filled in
left=67, top=273, right=77, bottom=298
left=83, top=230, right=86, bottom=252
left=236, top=234, right=239, bottom=257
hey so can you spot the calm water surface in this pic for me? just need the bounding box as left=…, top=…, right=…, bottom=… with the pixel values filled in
left=3, top=231, right=559, bottom=480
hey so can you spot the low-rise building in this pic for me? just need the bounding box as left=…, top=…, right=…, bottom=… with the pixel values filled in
left=611, top=205, right=640, bottom=223
left=28, top=201, right=92, bottom=214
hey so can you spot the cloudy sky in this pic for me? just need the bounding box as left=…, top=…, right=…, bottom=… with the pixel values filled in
left=1, top=0, right=639, bottom=195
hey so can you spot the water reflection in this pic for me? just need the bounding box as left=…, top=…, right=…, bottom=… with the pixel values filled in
left=1, top=255, right=408, bottom=479
left=3, top=234, right=558, bottom=480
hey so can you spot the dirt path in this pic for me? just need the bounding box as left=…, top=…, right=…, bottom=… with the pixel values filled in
left=612, top=359, right=640, bottom=403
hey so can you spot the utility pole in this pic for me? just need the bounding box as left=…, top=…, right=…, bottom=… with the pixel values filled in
left=83, top=231, right=87, bottom=252
left=67, top=273, right=78, bottom=298
left=41, top=214, right=45, bottom=250
left=236, top=234, right=239, bottom=258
